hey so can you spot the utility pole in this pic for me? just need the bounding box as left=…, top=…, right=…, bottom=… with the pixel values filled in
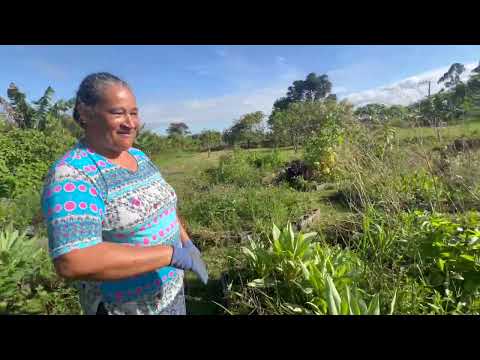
left=419, top=80, right=431, bottom=98
left=419, top=79, right=440, bottom=141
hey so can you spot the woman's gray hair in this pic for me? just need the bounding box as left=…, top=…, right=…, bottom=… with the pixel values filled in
left=73, top=72, right=131, bottom=127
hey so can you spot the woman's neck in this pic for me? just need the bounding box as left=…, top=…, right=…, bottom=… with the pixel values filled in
left=82, top=137, right=124, bottom=160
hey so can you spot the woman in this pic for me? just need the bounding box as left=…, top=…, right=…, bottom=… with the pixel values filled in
left=41, top=72, right=207, bottom=315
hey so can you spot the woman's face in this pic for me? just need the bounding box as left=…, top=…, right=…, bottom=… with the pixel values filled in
left=83, top=83, right=140, bottom=154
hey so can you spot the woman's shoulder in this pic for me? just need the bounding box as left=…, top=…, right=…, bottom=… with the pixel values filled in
left=129, top=147, right=150, bottom=161
left=44, top=143, right=95, bottom=184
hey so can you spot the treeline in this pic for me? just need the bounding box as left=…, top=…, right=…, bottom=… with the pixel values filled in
left=354, top=62, right=480, bottom=127
left=2, top=60, right=480, bottom=157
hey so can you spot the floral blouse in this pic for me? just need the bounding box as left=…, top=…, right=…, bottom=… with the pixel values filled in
left=41, top=140, right=185, bottom=315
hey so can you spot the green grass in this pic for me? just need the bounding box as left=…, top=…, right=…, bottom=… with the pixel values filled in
left=396, top=120, right=480, bottom=142
left=153, top=147, right=353, bottom=314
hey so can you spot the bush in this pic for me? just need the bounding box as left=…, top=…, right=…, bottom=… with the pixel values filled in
left=0, top=190, right=43, bottom=230
left=179, top=183, right=315, bottom=237
left=416, top=211, right=480, bottom=307
left=224, top=223, right=382, bottom=315
left=245, top=150, right=286, bottom=170
left=207, top=150, right=263, bottom=187
left=0, top=224, right=81, bottom=314
left=0, top=127, right=76, bottom=198
left=303, top=107, right=345, bottom=180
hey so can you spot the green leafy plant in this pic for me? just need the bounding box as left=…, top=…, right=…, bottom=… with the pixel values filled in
left=0, top=224, right=81, bottom=314
left=417, top=211, right=480, bottom=299
left=229, top=222, right=382, bottom=315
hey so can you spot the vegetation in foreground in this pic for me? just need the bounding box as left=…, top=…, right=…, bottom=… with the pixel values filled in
left=1, top=59, right=480, bottom=315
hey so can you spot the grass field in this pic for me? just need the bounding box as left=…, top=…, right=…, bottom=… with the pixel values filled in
left=152, top=121, right=480, bottom=314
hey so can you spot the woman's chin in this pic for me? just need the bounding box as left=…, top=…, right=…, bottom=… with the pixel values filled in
left=114, top=138, right=135, bottom=151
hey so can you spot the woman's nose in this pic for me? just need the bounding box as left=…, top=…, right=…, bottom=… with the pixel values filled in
left=123, top=114, right=136, bottom=128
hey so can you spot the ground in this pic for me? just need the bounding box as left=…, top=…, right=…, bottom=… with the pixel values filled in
left=152, top=120, right=480, bottom=315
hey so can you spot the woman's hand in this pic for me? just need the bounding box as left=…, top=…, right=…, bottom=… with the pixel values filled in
left=170, top=243, right=208, bottom=285
left=174, top=215, right=208, bottom=284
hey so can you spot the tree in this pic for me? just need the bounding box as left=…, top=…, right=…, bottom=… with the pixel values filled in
left=199, top=130, right=222, bottom=157
left=269, top=100, right=352, bottom=153
left=438, top=63, right=466, bottom=90
left=473, top=62, right=480, bottom=74
left=464, top=61, right=480, bottom=116
left=272, top=97, right=291, bottom=112
left=32, top=86, right=54, bottom=129
left=354, top=103, right=390, bottom=123
left=326, top=94, right=337, bottom=102
left=3, top=83, right=74, bottom=130
left=0, top=96, right=17, bottom=126
left=167, top=122, right=190, bottom=137
left=272, top=72, right=334, bottom=114
left=225, top=111, right=265, bottom=149
left=6, top=82, right=35, bottom=128
left=287, top=73, right=332, bottom=102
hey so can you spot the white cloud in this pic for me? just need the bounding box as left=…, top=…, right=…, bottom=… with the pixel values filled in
left=140, top=86, right=287, bottom=134
left=142, top=57, right=479, bottom=134
left=141, top=53, right=304, bottom=134
left=333, top=86, right=348, bottom=94
left=343, top=62, right=477, bottom=107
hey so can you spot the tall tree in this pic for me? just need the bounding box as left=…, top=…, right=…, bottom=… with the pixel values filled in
left=167, top=122, right=190, bottom=137
left=464, top=61, right=480, bottom=115
left=472, top=62, right=480, bottom=74
left=438, top=63, right=466, bottom=89
left=272, top=72, right=334, bottom=114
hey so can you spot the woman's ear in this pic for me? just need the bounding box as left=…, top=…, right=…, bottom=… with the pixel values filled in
left=77, top=103, right=92, bottom=129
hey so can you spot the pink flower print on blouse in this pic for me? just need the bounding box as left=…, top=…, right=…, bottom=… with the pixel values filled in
left=131, top=198, right=141, bottom=207
left=64, top=201, right=76, bottom=212
left=64, top=183, right=76, bottom=192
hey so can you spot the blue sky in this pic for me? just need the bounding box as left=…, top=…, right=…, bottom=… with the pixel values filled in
left=1, top=45, right=479, bottom=134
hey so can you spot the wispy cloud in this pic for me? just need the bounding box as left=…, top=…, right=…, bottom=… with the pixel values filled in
left=328, top=59, right=387, bottom=92
left=141, top=51, right=305, bottom=134
left=142, top=60, right=479, bottom=134
left=343, top=62, right=477, bottom=107
left=140, top=85, right=287, bottom=133
left=333, top=86, right=348, bottom=94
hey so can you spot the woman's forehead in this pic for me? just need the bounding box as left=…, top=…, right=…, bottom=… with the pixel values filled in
left=100, top=84, right=136, bottom=105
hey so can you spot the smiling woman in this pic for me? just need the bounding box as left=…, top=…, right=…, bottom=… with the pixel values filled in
left=41, top=73, right=208, bottom=315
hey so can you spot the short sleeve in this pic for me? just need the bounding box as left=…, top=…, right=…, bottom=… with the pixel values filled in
left=41, top=164, right=105, bottom=259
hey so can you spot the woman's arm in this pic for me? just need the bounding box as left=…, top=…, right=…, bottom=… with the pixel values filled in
left=55, top=216, right=197, bottom=281
left=54, top=243, right=173, bottom=281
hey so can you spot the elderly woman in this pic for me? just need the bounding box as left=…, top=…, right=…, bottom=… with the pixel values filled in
left=41, top=72, right=207, bottom=315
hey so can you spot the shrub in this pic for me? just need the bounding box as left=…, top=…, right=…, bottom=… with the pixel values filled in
left=224, top=223, right=382, bottom=315
left=0, top=127, right=76, bottom=198
left=0, top=224, right=81, bottom=314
